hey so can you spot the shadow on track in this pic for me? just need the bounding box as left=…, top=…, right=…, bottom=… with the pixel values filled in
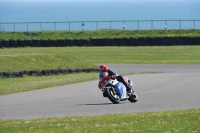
left=78, top=103, right=126, bottom=106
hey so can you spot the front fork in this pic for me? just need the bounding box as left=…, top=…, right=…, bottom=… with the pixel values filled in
left=128, top=80, right=133, bottom=87
left=102, top=86, right=118, bottom=97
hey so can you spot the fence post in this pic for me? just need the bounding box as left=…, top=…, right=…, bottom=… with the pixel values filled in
left=0, top=23, right=1, bottom=33
left=69, top=22, right=70, bottom=32
left=179, top=20, right=181, bottom=30
left=54, top=22, right=56, bottom=32
left=96, top=21, right=98, bottom=32
left=27, top=22, right=29, bottom=32
left=110, top=21, right=112, bottom=31
left=151, top=20, right=153, bottom=31
left=194, top=20, right=196, bottom=30
left=138, top=20, right=140, bottom=31
left=41, top=22, right=43, bottom=32
left=123, top=21, right=125, bottom=32
left=82, top=22, right=85, bottom=32
left=13, top=23, right=15, bottom=32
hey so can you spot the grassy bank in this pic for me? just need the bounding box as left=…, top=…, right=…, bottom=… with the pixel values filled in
left=0, top=109, right=199, bottom=133
left=0, top=72, right=97, bottom=95
left=0, top=46, right=200, bottom=72
left=0, top=46, right=200, bottom=95
left=0, top=71, right=146, bottom=95
left=0, top=30, right=200, bottom=40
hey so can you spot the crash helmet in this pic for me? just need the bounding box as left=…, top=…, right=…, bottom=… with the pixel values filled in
left=99, top=64, right=108, bottom=72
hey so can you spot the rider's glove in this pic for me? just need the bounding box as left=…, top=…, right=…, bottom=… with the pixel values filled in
left=110, top=75, right=117, bottom=79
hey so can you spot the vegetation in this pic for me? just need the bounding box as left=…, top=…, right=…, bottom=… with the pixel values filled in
left=0, top=72, right=142, bottom=95
left=0, top=46, right=200, bottom=95
left=0, top=46, right=200, bottom=94
left=0, top=30, right=200, bottom=40
left=0, top=31, right=199, bottom=132
left=0, top=109, right=199, bottom=133
left=0, top=72, right=97, bottom=95
left=0, top=46, right=200, bottom=72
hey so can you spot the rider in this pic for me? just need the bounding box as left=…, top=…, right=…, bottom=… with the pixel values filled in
left=99, top=64, right=132, bottom=93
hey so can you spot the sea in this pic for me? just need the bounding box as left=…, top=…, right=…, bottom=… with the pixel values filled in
left=0, top=0, right=200, bottom=32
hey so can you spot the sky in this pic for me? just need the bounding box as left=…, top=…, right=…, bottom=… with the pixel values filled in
left=1, top=0, right=199, bottom=9
left=0, top=0, right=199, bottom=7
left=1, top=0, right=199, bottom=12
left=1, top=0, right=199, bottom=3
left=0, top=0, right=199, bottom=23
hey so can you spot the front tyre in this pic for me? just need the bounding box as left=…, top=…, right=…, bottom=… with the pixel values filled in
left=105, top=87, right=120, bottom=104
left=128, top=92, right=138, bottom=103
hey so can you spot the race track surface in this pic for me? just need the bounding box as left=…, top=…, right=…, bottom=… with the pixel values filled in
left=0, top=64, right=200, bottom=120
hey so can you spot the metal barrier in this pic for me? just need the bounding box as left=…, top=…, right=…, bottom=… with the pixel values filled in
left=0, top=20, right=200, bottom=32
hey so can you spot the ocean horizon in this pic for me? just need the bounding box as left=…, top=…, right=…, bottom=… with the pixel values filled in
left=0, top=0, right=200, bottom=31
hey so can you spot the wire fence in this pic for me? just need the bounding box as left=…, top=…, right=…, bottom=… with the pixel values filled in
left=0, top=20, right=200, bottom=32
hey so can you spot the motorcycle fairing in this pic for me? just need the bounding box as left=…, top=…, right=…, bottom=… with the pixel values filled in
left=123, top=77, right=129, bottom=83
left=114, top=82, right=128, bottom=100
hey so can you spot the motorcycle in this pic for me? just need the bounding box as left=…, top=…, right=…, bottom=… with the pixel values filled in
left=98, top=72, right=138, bottom=104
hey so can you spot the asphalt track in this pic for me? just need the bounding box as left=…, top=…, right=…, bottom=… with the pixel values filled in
left=0, top=64, right=200, bottom=120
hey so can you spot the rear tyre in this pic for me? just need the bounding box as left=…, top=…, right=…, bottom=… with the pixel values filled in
left=128, top=92, right=138, bottom=103
left=105, top=87, right=120, bottom=104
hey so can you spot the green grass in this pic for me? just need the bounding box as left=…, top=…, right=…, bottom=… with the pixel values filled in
left=0, top=109, right=199, bottom=133
left=0, top=30, right=200, bottom=40
left=0, top=46, right=200, bottom=95
left=0, top=35, right=199, bottom=132
left=0, top=71, right=146, bottom=96
left=0, top=73, right=97, bottom=95
left=0, top=46, right=200, bottom=72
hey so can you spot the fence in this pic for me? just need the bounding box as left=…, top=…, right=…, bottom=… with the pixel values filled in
left=0, top=20, right=200, bottom=32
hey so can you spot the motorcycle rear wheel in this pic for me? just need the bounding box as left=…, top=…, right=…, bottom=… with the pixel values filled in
left=105, top=87, right=120, bottom=104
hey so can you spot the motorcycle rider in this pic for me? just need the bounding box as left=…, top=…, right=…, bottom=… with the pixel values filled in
left=99, top=64, right=133, bottom=94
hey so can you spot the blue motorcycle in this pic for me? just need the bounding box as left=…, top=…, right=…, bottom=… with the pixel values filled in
left=98, top=72, right=138, bottom=104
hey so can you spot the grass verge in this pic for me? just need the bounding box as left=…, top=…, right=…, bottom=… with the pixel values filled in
left=0, top=109, right=199, bottom=133
left=0, top=72, right=97, bottom=96
left=0, top=46, right=200, bottom=72
left=0, top=72, right=144, bottom=96
left=0, top=46, right=199, bottom=95
left=0, top=30, right=200, bottom=40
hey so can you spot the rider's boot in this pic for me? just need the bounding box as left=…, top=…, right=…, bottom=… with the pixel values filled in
left=125, top=83, right=132, bottom=93
left=117, top=75, right=133, bottom=93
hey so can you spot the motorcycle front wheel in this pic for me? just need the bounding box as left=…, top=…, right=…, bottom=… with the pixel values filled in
left=128, top=92, right=138, bottom=103
left=105, top=87, right=120, bottom=104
